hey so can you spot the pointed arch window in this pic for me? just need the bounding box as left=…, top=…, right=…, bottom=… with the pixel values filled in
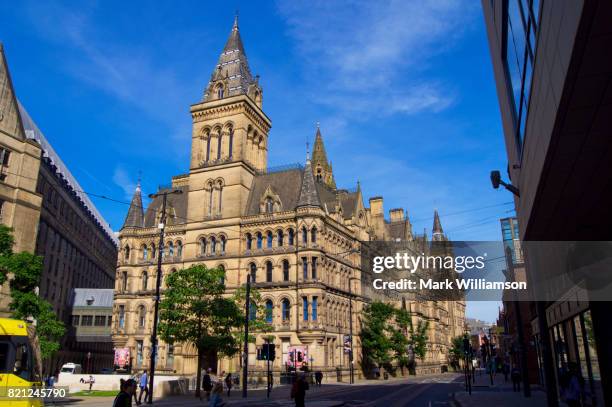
left=282, top=260, right=290, bottom=282
left=218, top=183, right=223, bottom=215
left=228, top=127, right=234, bottom=159
left=282, top=299, right=290, bottom=321
left=151, top=243, right=156, bottom=259
left=256, top=232, right=263, bottom=250
left=208, top=184, right=214, bottom=216
left=265, top=300, right=273, bottom=323
left=138, top=305, right=146, bottom=328
left=249, top=300, right=257, bottom=321
left=246, top=233, right=253, bottom=250
left=121, top=271, right=128, bottom=292
left=220, top=236, right=227, bottom=254
left=311, top=227, right=317, bottom=244
left=124, top=245, right=130, bottom=261
left=288, top=229, right=294, bottom=246
left=142, top=245, right=148, bottom=260
left=141, top=271, right=148, bottom=291
left=302, top=227, right=308, bottom=245
left=217, top=131, right=222, bottom=160
left=265, top=198, right=274, bottom=214
left=277, top=230, right=284, bottom=247
left=249, top=262, right=257, bottom=283
left=266, top=231, right=273, bottom=249
left=266, top=261, right=273, bottom=282
left=168, top=241, right=174, bottom=257
left=206, top=134, right=211, bottom=162
left=211, top=236, right=217, bottom=254
left=176, top=241, right=183, bottom=258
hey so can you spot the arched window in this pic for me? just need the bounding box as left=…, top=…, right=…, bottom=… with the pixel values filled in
left=220, top=236, right=226, bottom=254
left=205, top=134, right=211, bottom=162
left=218, top=183, right=223, bottom=214
left=141, top=271, right=148, bottom=291
left=249, top=263, right=257, bottom=283
left=199, top=238, right=207, bottom=256
left=282, top=299, right=290, bottom=321
left=266, top=231, right=273, bottom=249
left=288, top=229, right=294, bottom=246
left=265, top=300, right=273, bottom=323
left=151, top=243, right=156, bottom=259
left=249, top=300, right=257, bottom=321
left=211, top=236, right=217, bottom=254
left=256, top=232, right=263, bottom=249
left=168, top=241, right=174, bottom=257
left=121, top=271, right=128, bottom=291
left=124, top=245, right=130, bottom=261
left=311, top=227, right=317, bottom=244
left=265, top=198, right=274, bottom=213
left=217, top=131, right=223, bottom=160
left=266, top=261, right=273, bottom=282
left=282, top=260, right=290, bottom=281
left=142, top=245, right=148, bottom=260
left=138, top=305, right=146, bottom=328
left=208, top=184, right=213, bottom=216
left=216, top=84, right=224, bottom=99
left=277, top=230, right=284, bottom=247
left=176, top=241, right=183, bottom=258
left=246, top=233, right=253, bottom=250
left=302, top=227, right=308, bottom=244
left=228, top=127, right=234, bottom=159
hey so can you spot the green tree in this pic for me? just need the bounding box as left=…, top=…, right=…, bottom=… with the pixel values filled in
left=231, top=284, right=273, bottom=367
left=389, top=308, right=411, bottom=374
left=409, top=320, right=429, bottom=360
left=449, top=335, right=467, bottom=370
left=0, top=226, right=65, bottom=360
left=158, top=265, right=242, bottom=398
left=360, top=301, right=395, bottom=369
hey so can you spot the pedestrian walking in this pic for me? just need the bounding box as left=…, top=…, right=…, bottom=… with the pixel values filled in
left=202, top=368, right=213, bottom=401
left=113, top=378, right=136, bottom=407
left=88, top=375, right=95, bottom=392
left=224, top=372, right=233, bottom=397
left=131, top=373, right=140, bottom=405
left=561, top=363, right=584, bottom=407
left=290, top=373, right=309, bottom=407
left=208, top=382, right=224, bottom=407
left=138, top=370, right=149, bottom=404
left=511, top=366, right=521, bottom=392
left=315, top=371, right=323, bottom=387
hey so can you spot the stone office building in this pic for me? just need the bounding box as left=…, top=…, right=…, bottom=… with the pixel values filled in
left=111, top=17, right=465, bottom=379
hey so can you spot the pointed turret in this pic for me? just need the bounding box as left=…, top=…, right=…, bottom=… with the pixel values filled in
left=0, top=44, right=26, bottom=141
left=203, top=15, right=261, bottom=103
left=297, top=158, right=321, bottom=208
left=122, top=182, right=144, bottom=229
left=432, top=209, right=445, bottom=241
left=311, top=125, right=336, bottom=188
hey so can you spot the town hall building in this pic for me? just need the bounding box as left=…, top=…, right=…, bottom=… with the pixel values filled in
left=111, top=17, right=465, bottom=380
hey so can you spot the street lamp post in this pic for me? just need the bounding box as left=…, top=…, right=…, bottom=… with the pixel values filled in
left=147, top=188, right=182, bottom=404
left=242, top=274, right=251, bottom=398
left=338, top=248, right=359, bottom=385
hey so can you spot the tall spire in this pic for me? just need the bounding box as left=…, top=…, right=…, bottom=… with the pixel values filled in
left=311, top=125, right=336, bottom=188
left=122, top=181, right=144, bottom=229
left=432, top=209, right=444, bottom=241
left=203, top=15, right=259, bottom=101
left=0, top=43, right=26, bottom=141
left=297, top=159, right=321, bottom=208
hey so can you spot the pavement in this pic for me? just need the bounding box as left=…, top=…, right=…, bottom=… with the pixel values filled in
left=452, top=369, right=548, bottom=407
left=46, top=372, right=466, bottom=406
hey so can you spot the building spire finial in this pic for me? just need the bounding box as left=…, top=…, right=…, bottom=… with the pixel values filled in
left=306, top=140, right=310, bottom=162
left=233, top=10, right=239, bottom=31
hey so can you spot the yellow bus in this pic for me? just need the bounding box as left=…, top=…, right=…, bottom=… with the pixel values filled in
left=0, top=318, right=43, bottom=407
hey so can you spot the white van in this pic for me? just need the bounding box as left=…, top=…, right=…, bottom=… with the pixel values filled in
left=59, top=363, right=82, bottom=374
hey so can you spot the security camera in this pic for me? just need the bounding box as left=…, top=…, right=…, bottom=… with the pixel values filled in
left=490, top=170, right=501, bottom=189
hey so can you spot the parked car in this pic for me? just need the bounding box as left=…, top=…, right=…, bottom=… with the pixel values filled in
left=59, top=363, right=82, bottom=374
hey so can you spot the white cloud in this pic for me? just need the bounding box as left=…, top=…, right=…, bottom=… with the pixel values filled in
left=112, top=166, right=137, bottom=201
left=277, top=0, right=475, bottom=117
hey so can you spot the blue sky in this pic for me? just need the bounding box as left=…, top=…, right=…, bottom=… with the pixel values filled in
left=1, top=0, right=512, bottom=322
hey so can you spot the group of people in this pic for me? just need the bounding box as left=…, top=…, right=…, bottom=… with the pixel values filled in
left=112, top=370, right=150, bottom=407
left=201, top=368, right=234, bottom=407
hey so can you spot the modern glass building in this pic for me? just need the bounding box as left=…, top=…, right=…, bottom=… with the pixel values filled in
left=483, top=1, right=612, bottom=405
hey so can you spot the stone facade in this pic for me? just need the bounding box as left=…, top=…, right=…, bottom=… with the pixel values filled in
left=0, top=44, right=43, bottom=316
left=111, top=18, right=465, bottom=379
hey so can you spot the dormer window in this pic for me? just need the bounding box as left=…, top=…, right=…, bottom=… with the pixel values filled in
left=216, top=83, right=224, bottom=99
left=265, top=198, right=274, bottom=213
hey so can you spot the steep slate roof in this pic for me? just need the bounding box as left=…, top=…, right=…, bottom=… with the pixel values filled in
left=122, top=183, right=144, bottom=229
left=203, top=15, right=257, bottom=101
left=0, top=44, right=26, bottom=140
left=245, top=168, right=303, bottom=215
left=297, top=160, right=321, bottom=208
left=143, top=185, right=189, bottom=227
